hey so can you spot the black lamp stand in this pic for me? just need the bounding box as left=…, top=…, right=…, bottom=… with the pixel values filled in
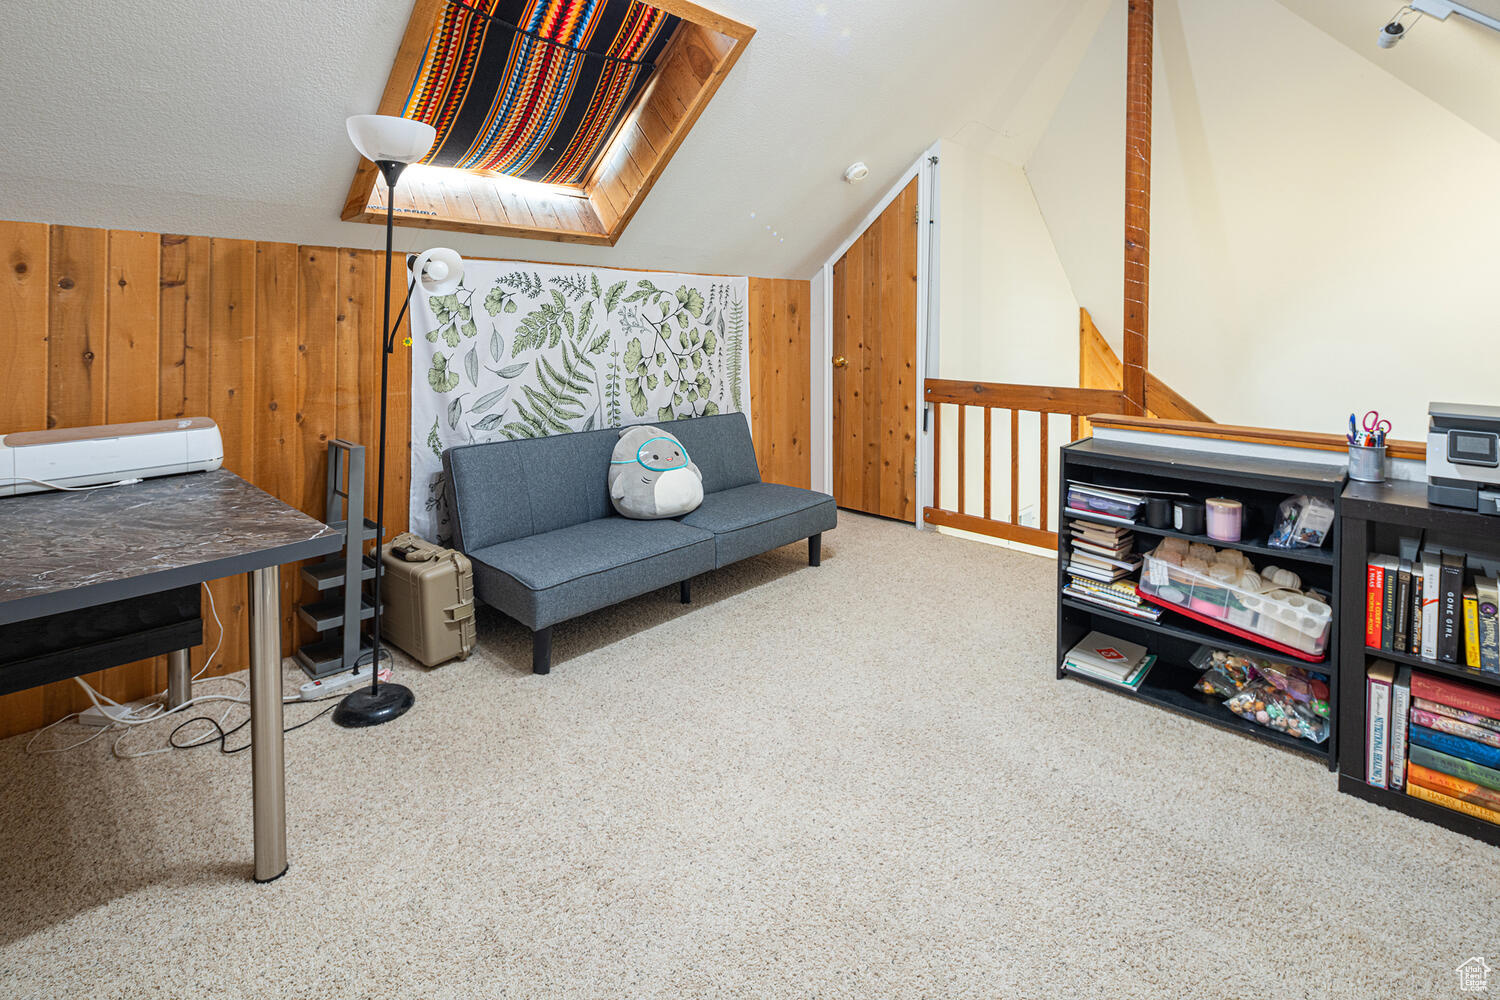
left=333, top=158, right=417, bottom=728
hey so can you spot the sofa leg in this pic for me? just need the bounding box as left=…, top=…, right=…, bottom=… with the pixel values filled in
left=680, top=579, right=692, bottom=604
left=809, top=533, right=822, bottom=567
left=532, top=627, right=552, bottom=675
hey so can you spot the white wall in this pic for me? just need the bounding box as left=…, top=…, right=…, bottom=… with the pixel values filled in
left=933, top=137, right=1079, bottom=531
left=1026, top=0, right=1500, bottom=442
left=936, top=137, right=1080, bottom=385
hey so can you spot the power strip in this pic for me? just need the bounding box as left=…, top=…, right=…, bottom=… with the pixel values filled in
left=79, top=700, right=155, bottom=728
left=298, top=665, right=391, bottom=702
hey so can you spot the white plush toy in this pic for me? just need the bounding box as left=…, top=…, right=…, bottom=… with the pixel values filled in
left=608, top=426, right=704, bottom=519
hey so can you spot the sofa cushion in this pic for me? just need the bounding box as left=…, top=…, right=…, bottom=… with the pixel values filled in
left=680, top=483, right=838, bottom=567
left=467, top=517, right=716, bottom=630
left=444, top=428, right=619, bottom=550
left=654, top=413, right=762, bottom=494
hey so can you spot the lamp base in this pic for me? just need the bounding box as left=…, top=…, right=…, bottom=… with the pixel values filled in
left=332, top=682, right=415, bottom=728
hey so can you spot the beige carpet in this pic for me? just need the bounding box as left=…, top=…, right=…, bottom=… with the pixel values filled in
left=1, top=513, right=1496, bottom=999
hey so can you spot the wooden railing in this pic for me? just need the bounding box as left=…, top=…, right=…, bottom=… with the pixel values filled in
left=1089, top=414, right=1427, bottom=461
left=925, top=379, right=1128, bottom=548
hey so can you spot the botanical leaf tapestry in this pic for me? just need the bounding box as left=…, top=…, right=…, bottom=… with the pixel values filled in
left=410, top=261, right=750, bottom=541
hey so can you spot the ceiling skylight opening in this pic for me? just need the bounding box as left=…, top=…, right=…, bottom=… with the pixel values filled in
left=389, top=163, right=586, bottom=200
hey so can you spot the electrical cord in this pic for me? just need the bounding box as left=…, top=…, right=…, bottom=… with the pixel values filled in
left=168, top=699, right=341, bottom=756
left=2, top=476, right=144, bottom=492
left=25, top=582, right=372, bottom=758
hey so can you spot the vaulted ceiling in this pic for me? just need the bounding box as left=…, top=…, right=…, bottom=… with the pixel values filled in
left=0, top=0, right=1118, bottom=277
left=1, top=0, right=1497, bottom=279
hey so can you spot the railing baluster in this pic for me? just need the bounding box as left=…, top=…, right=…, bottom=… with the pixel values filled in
left=932, top=403, right=942, bottom=511
left=1010, top=410, right=1020, bottom=525
left=957, top=405, right=967, bottom=515
left=983, top=407, right=992, bottom=520
left=1040, top=415, right=1050, bottom=532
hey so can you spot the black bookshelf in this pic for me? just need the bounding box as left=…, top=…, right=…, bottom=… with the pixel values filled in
left=1058, top=439, right=1344, bottom=769
left=1336, top=479, right=1500, bottom=846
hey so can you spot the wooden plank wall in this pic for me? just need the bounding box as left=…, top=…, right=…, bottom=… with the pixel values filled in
left=0, top=220, right=808, bottom=738
left=747, top=278, right=811, bottom=489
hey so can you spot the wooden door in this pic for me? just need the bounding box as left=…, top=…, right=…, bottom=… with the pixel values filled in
left=831, top=178, right=919, bottom=521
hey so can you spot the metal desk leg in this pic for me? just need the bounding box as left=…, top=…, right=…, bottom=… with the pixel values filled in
left=166, top=648, right=192, bottom=708
left=247, top=566, right=288, bottom=883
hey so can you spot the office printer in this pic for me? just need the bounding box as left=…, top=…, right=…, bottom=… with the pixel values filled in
left=1428, top=402, right=1500, bottom=514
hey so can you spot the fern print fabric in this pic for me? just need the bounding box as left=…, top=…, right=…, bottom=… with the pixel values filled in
left=409, top=260, right=751, bottom=541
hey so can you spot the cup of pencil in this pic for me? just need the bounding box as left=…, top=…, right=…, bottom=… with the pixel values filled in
left=1347, top=411, right=1388, bottom=483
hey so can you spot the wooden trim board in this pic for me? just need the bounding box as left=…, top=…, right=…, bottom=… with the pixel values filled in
left=1088, top=414, right=1426, bottom=462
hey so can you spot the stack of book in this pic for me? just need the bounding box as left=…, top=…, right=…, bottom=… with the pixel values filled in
left=1366, top=550, right=1499, bottom=671
left=1369, top=664, right=1500, bottom=824
left=1063, top=631, right=1156, bottom=691
left=1064, top=518, right=1158, bottom=621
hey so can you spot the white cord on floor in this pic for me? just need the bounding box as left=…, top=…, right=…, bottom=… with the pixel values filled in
left=2, top=476, right=144, bottom=492
left=24, top=581, right=301, bottom=758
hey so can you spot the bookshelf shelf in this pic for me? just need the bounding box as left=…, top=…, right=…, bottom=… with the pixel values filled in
left=1063, top=658, right=1326, bottom=760
left=1338, top=482, right=1500, bottom=845
left=1062, top=598, right=1333, bottom=672
left=1059, top=440, right=1344, bottom=770
left=1065, top=512, right=1334, bottom=566
left=1361, top=646, right=1500, bottom=690
left=1338, top=774, right=1500, bottom=848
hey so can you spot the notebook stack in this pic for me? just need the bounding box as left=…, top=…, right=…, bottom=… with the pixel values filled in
left=1066, top=520, right=1141, bottom=580
left=1399, top=670, right=1500, bottom=825
left=1064, top=515, right=1158, bottom=620
left=1063, top=631, right=1156, bottom=690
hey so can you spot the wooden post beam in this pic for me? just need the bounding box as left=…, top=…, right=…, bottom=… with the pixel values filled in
left=1122, top=0, right=1153, bottom=416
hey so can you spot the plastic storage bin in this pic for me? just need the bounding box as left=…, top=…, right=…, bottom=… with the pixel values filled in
left=1138, top=551, right=1331, bottom=657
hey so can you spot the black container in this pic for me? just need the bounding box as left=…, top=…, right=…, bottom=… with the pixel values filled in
left=1146, top=496, right=1173, bottom=528
left=1173, top=500, right=1207, bottom=534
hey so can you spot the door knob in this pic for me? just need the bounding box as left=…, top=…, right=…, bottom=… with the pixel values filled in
left=832, top=356, right=848, bottom=368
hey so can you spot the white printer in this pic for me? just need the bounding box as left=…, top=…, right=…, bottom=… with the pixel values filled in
left=0, top=418, right=224, bottom=496
left=1428, top=402, right=1500, bottom=514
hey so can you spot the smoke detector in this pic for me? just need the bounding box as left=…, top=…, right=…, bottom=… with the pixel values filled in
left=843, top=162, right=869, bottom=184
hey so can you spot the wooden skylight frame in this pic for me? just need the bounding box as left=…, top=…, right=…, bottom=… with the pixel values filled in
left=341, top=0, right=754, bottom=246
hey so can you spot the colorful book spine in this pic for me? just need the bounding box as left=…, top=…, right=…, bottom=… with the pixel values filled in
left=1394, top=559, right=1412, bottom=654
left=1407, top=762, right=1500, bottom=812
left=1478, top=577, right=1499, bottom=674
left=1410, top=671, right=1500, bottom=720
left=1465, top=586, right=1481, bottom=669
left=1410, top=744, right=1500, bottom=793
left=1439, top=553, right=1465, bottom=663
left=1390, top=667, right=1412, bottom=790
left=1382, top=558, right=1398, bottom=651
left=1366, top=559, right=1385, bottom=648
left=1406, top=781, right=1500, bottom=826
left=1410, top=574, right=1424, bottom=656
left=1409, top=725, right=1500, bottom=771
left=1421, top=556, right=1441, bottom=660
left=1413, top=697, right=1500, bottom=734
left=1411, top=707, right=1500, bottom=749
left=1367, top=662, right=1395, bottom=787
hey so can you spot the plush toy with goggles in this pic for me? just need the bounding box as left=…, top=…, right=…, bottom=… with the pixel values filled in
left=608, top=425, right=704, bottom=519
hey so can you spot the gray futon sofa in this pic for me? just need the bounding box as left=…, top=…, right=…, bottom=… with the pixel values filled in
left=442, top=413, right=836, bottom=674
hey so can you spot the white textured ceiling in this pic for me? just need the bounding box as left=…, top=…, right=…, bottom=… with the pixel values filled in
left=0, top=0, right=1110, bottom=279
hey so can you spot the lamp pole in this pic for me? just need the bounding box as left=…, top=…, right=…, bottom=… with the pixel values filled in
left=333, top=158, right=417, bottom=728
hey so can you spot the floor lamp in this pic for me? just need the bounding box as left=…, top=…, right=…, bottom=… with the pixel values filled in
left=335, top=114, right=464, bottom=728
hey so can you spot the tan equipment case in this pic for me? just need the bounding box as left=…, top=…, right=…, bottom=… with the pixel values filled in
left=379, top=533, right=476, bottom=666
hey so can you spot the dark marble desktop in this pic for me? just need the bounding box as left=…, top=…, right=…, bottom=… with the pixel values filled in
left=0, top=470, right=339, bottom=613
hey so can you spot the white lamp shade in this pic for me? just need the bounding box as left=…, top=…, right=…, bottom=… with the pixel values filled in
left=411, top=248, right=464, bottom=295
left=346, top=114, right=437, bottom=165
